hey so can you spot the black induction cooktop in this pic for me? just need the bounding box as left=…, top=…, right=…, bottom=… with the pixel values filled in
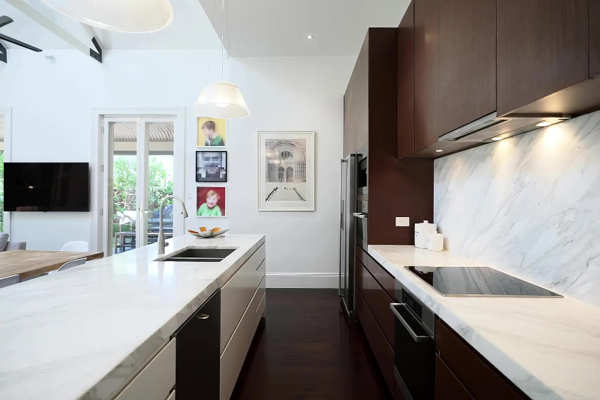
left=406, top=266, right=562, bottom=297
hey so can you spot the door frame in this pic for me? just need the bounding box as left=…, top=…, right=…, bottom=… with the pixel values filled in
left=91, top=108, right=186, bottom=255
left=0, top=107, right=12, bottom=235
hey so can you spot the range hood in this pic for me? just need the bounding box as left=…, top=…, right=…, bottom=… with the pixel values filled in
left=438, top=112, right=571, bottom=143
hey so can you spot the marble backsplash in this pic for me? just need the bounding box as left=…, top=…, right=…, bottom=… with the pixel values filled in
left=434, top=109, right=600, bottom=307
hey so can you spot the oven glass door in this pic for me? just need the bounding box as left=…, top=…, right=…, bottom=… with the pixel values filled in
left=391, top=303, right=435, bottom=400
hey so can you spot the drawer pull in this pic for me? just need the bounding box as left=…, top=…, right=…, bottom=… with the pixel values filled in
left=391, top=303, right=433, bottom=343
left=197, top=314, right=210, bottom=320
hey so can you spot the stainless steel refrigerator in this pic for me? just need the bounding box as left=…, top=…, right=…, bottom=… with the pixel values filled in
left=339, top=154, right=357, bottom=319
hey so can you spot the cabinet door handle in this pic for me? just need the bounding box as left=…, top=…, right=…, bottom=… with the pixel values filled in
left=197, top=314, right=210, bottom=320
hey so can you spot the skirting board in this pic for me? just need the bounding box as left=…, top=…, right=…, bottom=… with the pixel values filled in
left=266, top=272, right=338, bottom=289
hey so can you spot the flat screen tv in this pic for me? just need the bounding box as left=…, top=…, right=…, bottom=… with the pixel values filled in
left=4, top=162, right=90, bottom=212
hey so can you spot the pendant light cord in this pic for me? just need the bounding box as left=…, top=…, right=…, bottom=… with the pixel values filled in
left=221, top=0, right=225, bottom=81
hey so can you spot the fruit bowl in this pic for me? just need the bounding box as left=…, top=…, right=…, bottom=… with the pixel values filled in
left=188, top=227, right=229, bottom=239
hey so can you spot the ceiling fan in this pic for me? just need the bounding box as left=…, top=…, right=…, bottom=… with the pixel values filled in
left=0, top=15, right=43, bottom=63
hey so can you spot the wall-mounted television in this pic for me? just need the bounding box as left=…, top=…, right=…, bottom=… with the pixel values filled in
left=4, top=162, right=90, bottom=212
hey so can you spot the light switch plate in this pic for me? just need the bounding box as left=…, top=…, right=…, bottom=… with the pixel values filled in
left=396, top=217, right=410, bottom=227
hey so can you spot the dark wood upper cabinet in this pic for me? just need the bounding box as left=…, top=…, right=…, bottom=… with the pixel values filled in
left=497, top=0, right=589, bottom=116
left=397, top=1, right=415, bottom=158
left=414, top=0, right=439, bottom=152
left=356, top=36, right=369, bottom=150
left=438, top=0, right=496, bottom=136
left=343, top=68, right=357, bottom=157
left=591, top=0, right=600, bottom=78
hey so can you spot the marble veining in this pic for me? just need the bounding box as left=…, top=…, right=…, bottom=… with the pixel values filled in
left=0, top=234, right=265, bottom=400
left=369, top=245, right=600, bottom=400
left=434, top=110, right=600, bottom=308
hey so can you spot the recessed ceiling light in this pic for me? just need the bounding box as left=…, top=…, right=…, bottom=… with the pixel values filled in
left=306, top=35, right=315, bottom=40
left=536, top=121, right=552, bottom=127
left=491, top=137, right=502, bottom=141
left=435, top=149, right=444, bottom=153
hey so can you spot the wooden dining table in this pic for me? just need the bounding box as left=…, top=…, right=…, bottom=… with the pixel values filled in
left=0, top=250, right=104, bottom=281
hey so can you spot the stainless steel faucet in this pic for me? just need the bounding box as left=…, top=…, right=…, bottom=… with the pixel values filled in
left=158, top=195, right=189, bottom=255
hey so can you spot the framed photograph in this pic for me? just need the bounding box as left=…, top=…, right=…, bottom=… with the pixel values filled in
left=197, top=117, right=227, bottom=147
left=196, top=187, right=226, bottom=217
left=196, top=151, right=227, bottom=182
left=258, top=131, right=315, bottom=211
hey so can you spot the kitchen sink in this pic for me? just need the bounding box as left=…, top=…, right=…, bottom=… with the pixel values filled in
left=156, top=247, right=237, bottom=263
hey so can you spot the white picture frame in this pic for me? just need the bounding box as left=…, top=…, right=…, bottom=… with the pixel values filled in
left=258, top=131, right=315, bottom=212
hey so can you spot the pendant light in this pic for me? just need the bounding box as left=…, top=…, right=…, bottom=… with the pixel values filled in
left=41, top=0, right=173, bottom=33
left=194, top=0, right=249, bottom=119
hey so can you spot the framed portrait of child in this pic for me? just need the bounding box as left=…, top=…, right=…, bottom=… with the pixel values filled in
left=196, top=187, right=226, bottom=217
left=197, top=118, right=227, bottom=147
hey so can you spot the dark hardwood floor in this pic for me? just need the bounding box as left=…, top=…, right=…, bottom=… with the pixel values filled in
left=230, top=289, right=392, bottom=400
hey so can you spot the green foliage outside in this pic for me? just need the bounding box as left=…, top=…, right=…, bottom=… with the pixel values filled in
left=112, top=155, right=173, bottom=235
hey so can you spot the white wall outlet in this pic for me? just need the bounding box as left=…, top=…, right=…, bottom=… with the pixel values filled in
left=396, top=217, right=410, bottom=227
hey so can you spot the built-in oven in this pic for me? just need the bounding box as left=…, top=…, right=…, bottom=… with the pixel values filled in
left=354, top=145, right=368, bottom=250
left=391, top=281, right=435, bottom=400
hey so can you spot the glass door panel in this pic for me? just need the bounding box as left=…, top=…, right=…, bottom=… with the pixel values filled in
left=144, top=121, right=175, bottom=247
left=110, top=121, right=139, bottom=254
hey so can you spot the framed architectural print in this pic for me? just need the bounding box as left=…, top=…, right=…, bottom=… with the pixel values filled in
left=258, top=131, right=315, bottom=211
left=196, top=151, right=227, bottom=182
left=197, top=117, right=227, bottom=147
left=196, top=186, right=226, bottom=217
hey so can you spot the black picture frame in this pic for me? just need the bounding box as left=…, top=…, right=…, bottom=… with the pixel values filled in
left=196, top=151, right=228, bottom=183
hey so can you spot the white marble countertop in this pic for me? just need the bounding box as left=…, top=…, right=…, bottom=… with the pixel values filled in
left=368, top=245, right=600, bottom=400
left=0, top=234, right=265, bottom=400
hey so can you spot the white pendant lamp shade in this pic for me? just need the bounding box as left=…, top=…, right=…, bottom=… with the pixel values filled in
left=194, top=81, right=250, bottom=119
left=41, top=0, right=173, bottom=33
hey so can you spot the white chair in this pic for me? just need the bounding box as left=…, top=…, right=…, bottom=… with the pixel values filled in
left=56, top=258, right=87, bottom=273
left=60, top=241, right=89, bottom=252
left=0, top=274, right=20, bottom=288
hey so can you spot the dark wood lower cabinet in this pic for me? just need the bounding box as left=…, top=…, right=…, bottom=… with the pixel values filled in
left=435, top=355, right=474, bottom=400
left=356, top=257, right=395, bottom=349
left=175, top=290, right=221, bottom=400
left=356, top=287, right=394, bottom=394
left=435, top=319, right=529, bottom=400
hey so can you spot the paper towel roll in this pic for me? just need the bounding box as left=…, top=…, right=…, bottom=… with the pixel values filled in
left=427, top=233, right=444, bottom=252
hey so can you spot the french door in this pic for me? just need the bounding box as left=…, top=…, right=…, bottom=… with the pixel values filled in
left=102, top=116, right=181, bottom=256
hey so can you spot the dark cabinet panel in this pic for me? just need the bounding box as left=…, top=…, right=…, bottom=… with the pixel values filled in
left=591, top=0, right=600, bottom=78
left=497, top=0, right=589, bottom=115
left=176, top=290, right=221, bottom=400
left=343, top=68, right=357, bottom=157
left=397, top=1, right=415, bottom=158
left=358, top=258, right=395, bottom=349
left=438, top=0, right=496, bottom=136
left=435, top=319, right=529, bottom=400
left=357, top=35, right=369, bottom=150
left=365, top=252, right=395, bottom=300
left=356, top=287, right=395, bottom=394
left=435, top=355, right=475, bottom=400
left=414, top=0, right=439, bottom=151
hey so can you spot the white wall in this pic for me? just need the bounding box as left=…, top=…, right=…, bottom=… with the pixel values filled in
left=0, top=49, right=352, bottom=288
left=226, top=57, right=353, bottom=287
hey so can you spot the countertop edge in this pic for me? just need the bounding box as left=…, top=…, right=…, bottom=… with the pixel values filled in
left=367, top=245, right=562, bottom=400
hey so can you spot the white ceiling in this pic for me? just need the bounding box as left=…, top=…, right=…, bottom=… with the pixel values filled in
left=0, top=0, right=409, bottom=56
left=0, top=0, right=221, bottom=51
left=198, top=0, right=410, bottom=57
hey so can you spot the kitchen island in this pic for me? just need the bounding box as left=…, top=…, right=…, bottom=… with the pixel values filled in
left=0, top=234, right=266, bottom=400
